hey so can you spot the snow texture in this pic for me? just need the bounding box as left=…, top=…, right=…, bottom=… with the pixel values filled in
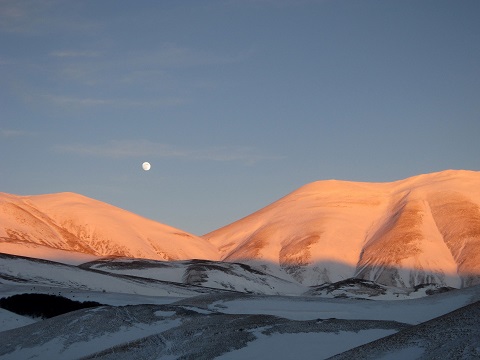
left=1, top=170, right=480, bottom=359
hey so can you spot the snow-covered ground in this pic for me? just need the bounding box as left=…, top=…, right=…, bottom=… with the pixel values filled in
left=330, top=300, right=480, bottom=359
left=0, top=253, right=219, bottom=298
left=203, top=287, right=480, bottom=325
left=82, top=258, right=306, bottom=295
left=1, top=252, right=480, bottom=359
left=1, top=170, right=480, bottom=358
left=0, top=299, right=407, bottom=359
left=0, top=286, right=479, bottom=359
left=214, top=330, right=397, bottom=360
left=0, top=308, right=36, bottom=331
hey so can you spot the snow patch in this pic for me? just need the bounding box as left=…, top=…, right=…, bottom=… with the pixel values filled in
left=378, top=346, right=425, bottom=360
left=215, top=330, right=397, bottom=360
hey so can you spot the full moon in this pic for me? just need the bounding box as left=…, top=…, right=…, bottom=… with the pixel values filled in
left=142, top=162, right=151, bottom=171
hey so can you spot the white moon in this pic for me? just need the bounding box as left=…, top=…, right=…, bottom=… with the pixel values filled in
left=142, top=162, right=151, bottom=171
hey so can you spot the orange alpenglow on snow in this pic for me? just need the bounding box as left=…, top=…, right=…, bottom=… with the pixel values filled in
left=203, top=170, right=480, bottom=288
left=0, top=191, right=219, bottom=265
left=1, top=169, right=479, bottom=288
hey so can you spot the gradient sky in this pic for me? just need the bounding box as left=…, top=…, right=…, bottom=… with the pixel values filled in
left=1, top=0, right=479, bottom=235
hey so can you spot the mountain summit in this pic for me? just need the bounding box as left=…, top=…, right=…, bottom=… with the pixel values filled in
left=0, top=192, right=219, bottom=263
left=1, top=170, right=479, bottom=289
left=203, top=170, right=480, bottom=288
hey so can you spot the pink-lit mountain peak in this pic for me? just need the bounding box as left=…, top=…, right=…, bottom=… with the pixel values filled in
left=0, top=191, right=219, bottom=263
left=1, top=170, right=480, bottom=289
left=203, top=170, right=480, bottom=288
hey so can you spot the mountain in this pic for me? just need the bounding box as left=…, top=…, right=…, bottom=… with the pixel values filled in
left=0, top=192, right=219, bottom=263
left=204, top=170, right=480, bottom=288
left=1, top=169, right=480, bottom=359
left=1, top=170, right=479, bottom=290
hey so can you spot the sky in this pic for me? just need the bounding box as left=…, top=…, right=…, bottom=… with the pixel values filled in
left=1, top=0, right=479, bottom=235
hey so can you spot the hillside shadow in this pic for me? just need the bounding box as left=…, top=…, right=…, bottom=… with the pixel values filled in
left=77, top=254, right=480, bottom=290
left=1, top=251, right=480, bottom=296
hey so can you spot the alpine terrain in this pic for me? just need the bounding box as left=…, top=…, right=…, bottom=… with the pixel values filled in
left=204, top=169, right=480, bottom=288
left=0, top=169, right=479, bottom=359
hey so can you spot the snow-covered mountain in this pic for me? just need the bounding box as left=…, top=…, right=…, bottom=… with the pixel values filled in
left=1, top=170, right=479, bottom=290
left=0, top=192, right=219, bottom=263
left=1, top=169, right=480, bottom=359
left=204, top=170, right=480, bottom=288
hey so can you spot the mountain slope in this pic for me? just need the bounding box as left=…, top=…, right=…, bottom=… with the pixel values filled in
left=0, top=301, right=407, bottom=360
left=1, top=170, right=479, bottom=289
left=204, top=170, right=480, bottom=287
left=0, top=192, right=219, bottom=263
left=328, top=300, right=480, bottom=360
left=81, top=258, right=306, bottom=295
left=1, top=252, right=480, bottom=358
left=0, top=253, right=225, bottom=298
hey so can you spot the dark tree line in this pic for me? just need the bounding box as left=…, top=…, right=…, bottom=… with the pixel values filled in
left=0, top=293, right=103, bottom=319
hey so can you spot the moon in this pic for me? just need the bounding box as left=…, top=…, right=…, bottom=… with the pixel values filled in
left=142, top=162, right=151, bottom=171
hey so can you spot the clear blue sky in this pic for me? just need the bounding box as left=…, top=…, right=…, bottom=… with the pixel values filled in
left=1, top=0, right=479, bottom=234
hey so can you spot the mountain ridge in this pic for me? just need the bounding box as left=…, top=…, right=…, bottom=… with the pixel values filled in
left=1, top=169, right=479, bottom=288
left=203, top=169, right=480, bottom=287
left=0, top=191, right=219, bottom=263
